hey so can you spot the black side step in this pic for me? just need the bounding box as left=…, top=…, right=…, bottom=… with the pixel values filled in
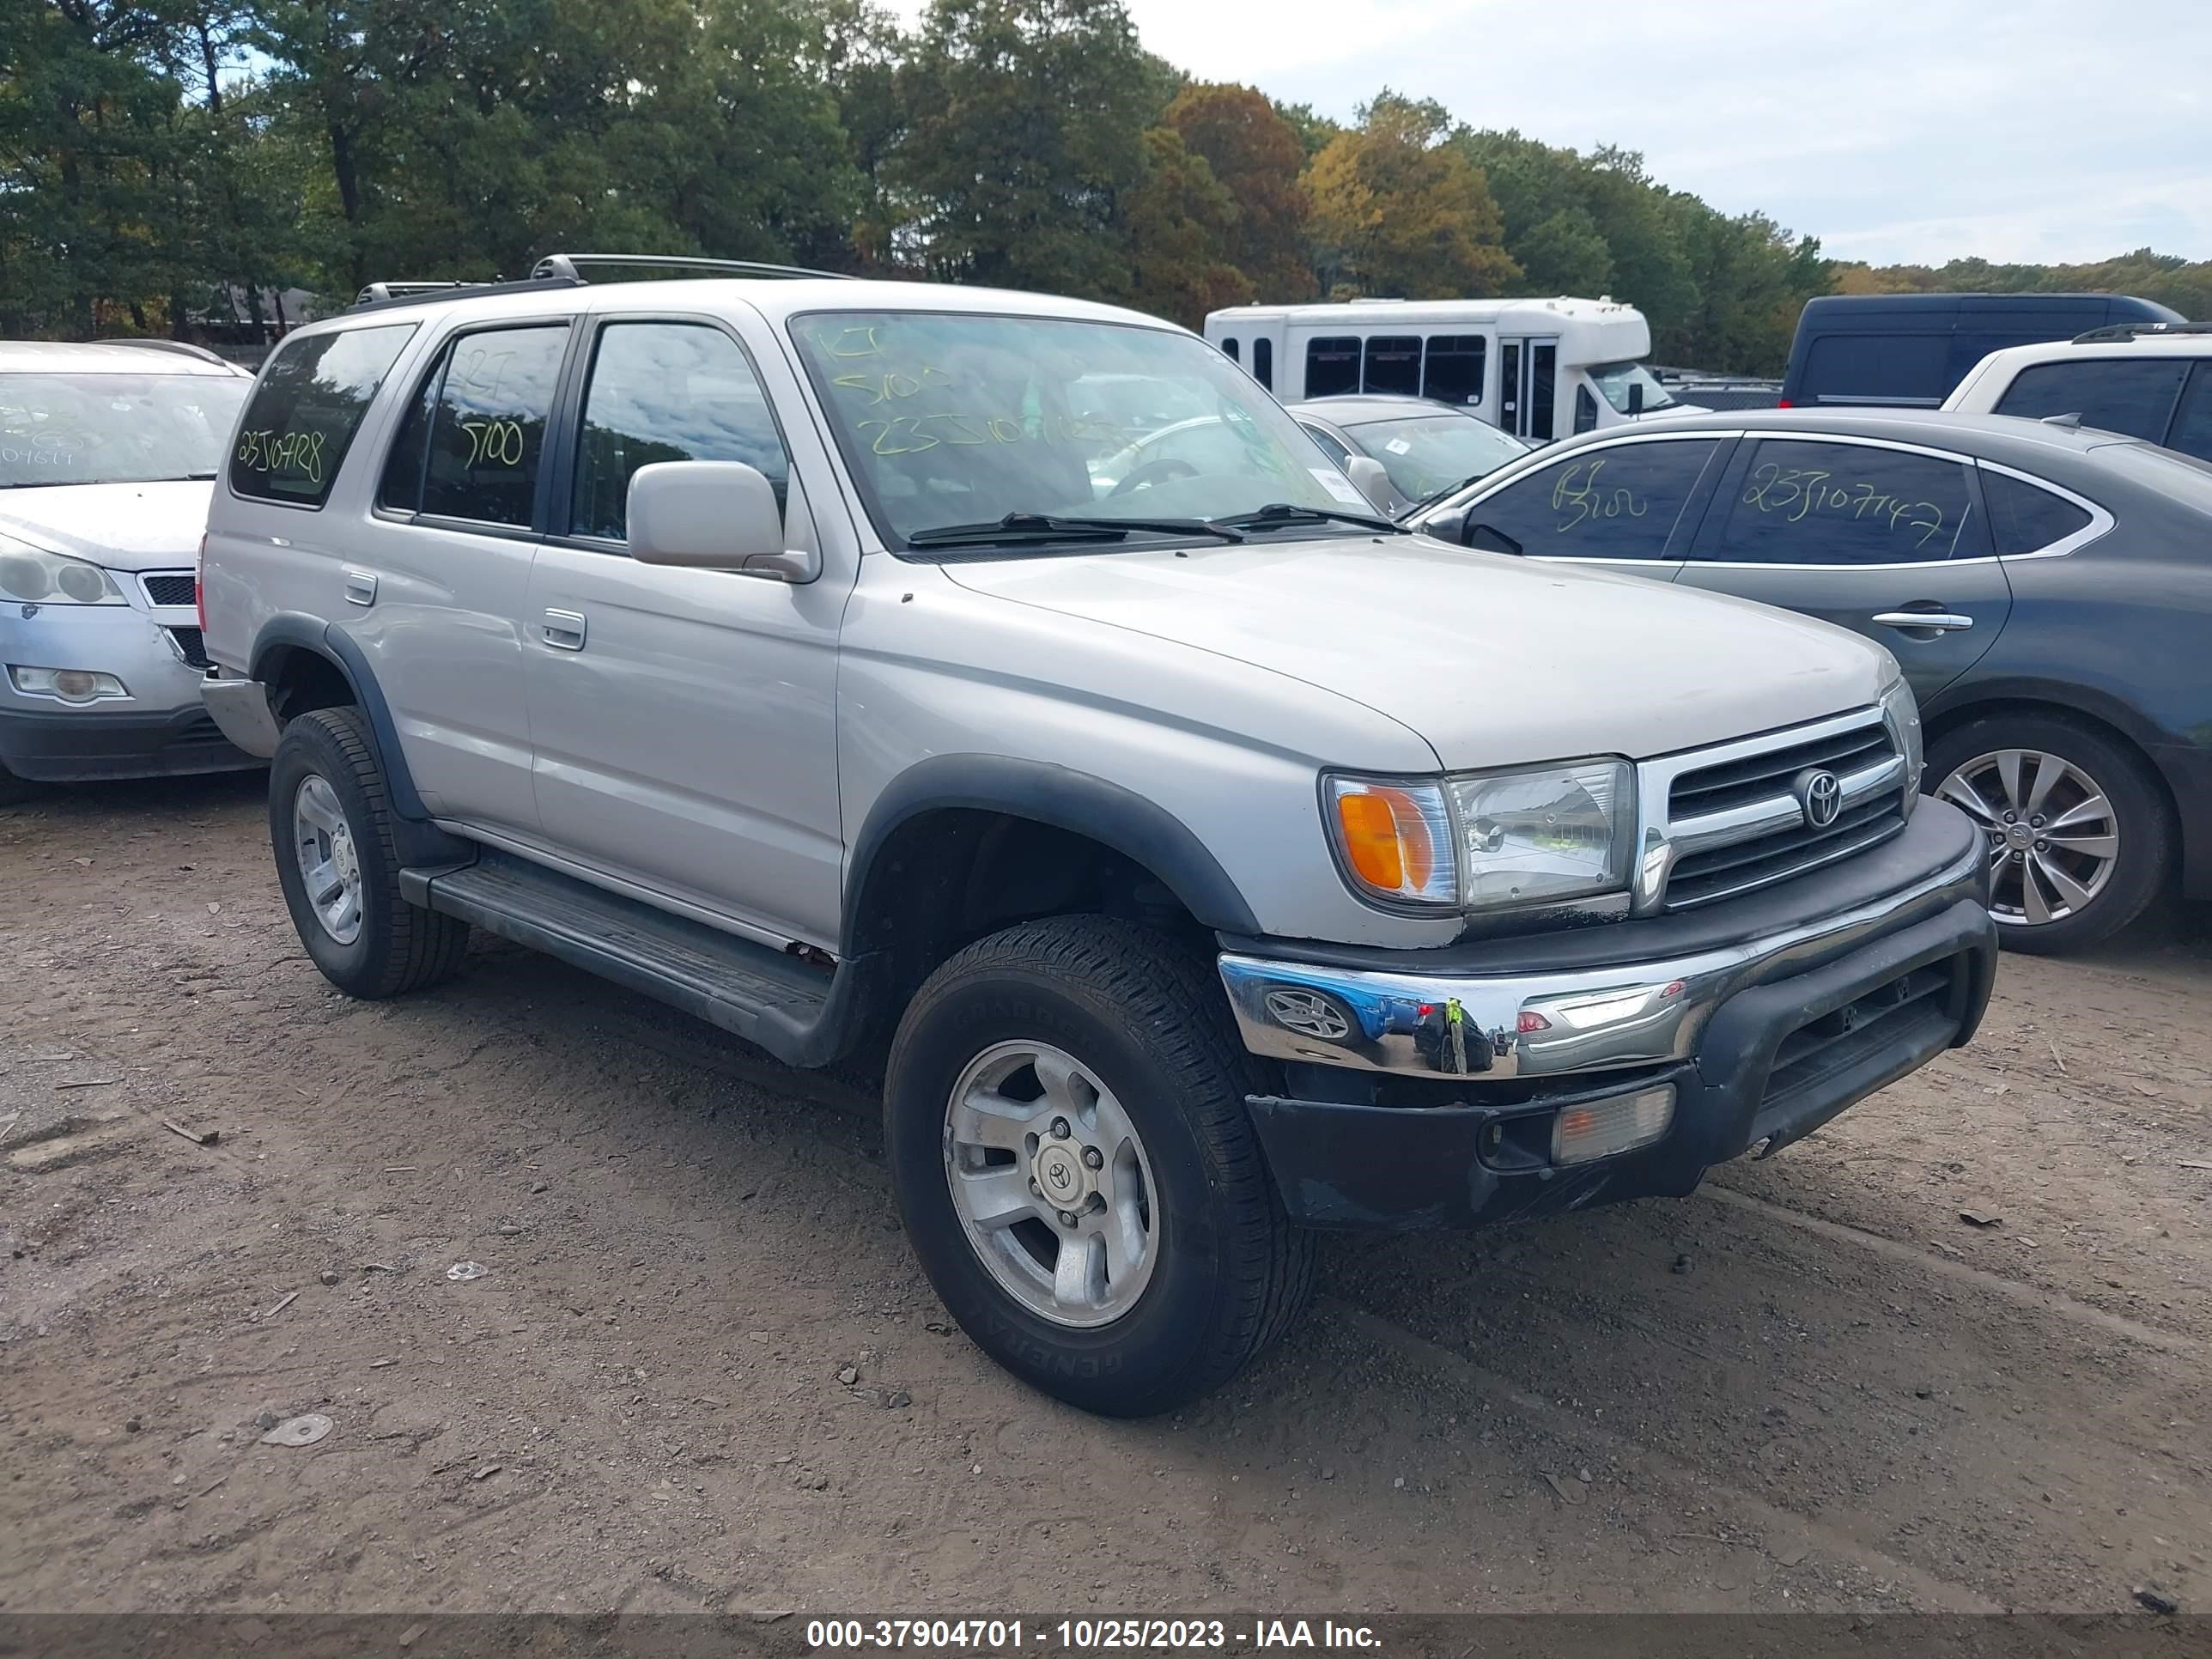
left=401, top=850, right=866, bottom=1068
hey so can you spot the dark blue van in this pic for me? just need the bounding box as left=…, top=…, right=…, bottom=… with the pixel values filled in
left=1778, top=292, right=2186, bottom=409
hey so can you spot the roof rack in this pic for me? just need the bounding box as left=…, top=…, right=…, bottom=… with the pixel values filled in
left=101, top=338, right=234, bottom=367
left=345, top=276, right=583, bottom=315
left=529, top=252, right=854, bottom=283
left=2069, top=320, right=2212, bottom=344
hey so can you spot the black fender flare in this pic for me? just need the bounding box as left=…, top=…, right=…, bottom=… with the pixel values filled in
left=841, top=754, right=1262, bottom=952
left=250, top=614, right=471, bottom=866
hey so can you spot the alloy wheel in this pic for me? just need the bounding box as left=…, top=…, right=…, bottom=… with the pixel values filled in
left=1937, top=748, right=2119, bottom=927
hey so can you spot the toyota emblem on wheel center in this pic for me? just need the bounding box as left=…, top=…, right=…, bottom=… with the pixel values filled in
left=1794, top=767, right=1844, bottom=830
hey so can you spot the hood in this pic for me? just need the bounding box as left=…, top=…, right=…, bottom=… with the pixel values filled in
left=938, top=534, right=1894, bottom=770
left=0, top=480, right=213, bottom=573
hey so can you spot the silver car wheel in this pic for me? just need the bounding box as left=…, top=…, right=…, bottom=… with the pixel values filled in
left=291, top=774, right=365, bottom=945
left=942, top=1039, right=1158, bottom=1329
left=1937, top=748, right=2119, bottom=928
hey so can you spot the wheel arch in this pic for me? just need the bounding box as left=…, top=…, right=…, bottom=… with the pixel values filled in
left=249, top=615, right=430, bottom=823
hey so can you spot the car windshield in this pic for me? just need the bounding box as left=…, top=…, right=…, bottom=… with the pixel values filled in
left=792, top=311, right=1364, bottom=549
left=1585, top=359, right=1678, bottom=416
left=0, top=372, right=248, bottom=489
left=1342, top=413, right=1528, bottom=501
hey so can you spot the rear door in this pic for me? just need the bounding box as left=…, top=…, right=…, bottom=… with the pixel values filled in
left=1677, top=434, right=2011, bottom=700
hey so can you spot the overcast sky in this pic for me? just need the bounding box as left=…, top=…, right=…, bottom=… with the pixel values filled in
left=935, top=0, right=2211, bottom=267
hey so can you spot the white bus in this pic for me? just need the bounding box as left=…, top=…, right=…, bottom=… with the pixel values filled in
left=1202, top=296, right=1698, bottom=442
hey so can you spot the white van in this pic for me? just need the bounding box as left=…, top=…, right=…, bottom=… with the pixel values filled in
left=1203, top=296, right=1698, bottom=443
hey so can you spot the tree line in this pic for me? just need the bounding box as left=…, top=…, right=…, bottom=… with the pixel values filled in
left=3, top=0, right=2203, bottom=374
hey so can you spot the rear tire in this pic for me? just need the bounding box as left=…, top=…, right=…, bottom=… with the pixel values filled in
left=884, top=916, right=1313, bottom=1417
left=1927, top=712, right=2171, bottom=955
left=269, top=707, right=470, bottom=997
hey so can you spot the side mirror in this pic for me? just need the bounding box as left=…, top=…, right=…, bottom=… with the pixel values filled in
left=1343, top=455, right=1395, bottom=513
left=626, top=461, right=820, bottom=583
left=1467, top=522, right=1524, bottom=557
left=1418, top=505, right=1469, bottom=544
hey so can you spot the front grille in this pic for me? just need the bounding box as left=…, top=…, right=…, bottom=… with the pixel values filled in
left=1668, top=724, right=1894, bottom=820
left=1667, top=796, right=1905, bottom=909
left=166, top=625, right=210, bottom=669
left=1754, top=959, right=1959, bottom=1139
left=142, top=572, right=197, bottom=607
left=1656, top=711, right=1906, bottom=912
left=171, top=712, right=224, bottom=745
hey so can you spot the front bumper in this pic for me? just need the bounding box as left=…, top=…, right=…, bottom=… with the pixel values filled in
left=1218, top=799, right=1996, bottom=1230
left=1, top=589, right=255, bottom=782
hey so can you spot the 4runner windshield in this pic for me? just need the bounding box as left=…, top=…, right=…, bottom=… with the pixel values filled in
left=793, top=311, right=1374, bottom=550
left=0, top=373, right=248, bottom=489
left=1585, top=359, right=1679, bottom=416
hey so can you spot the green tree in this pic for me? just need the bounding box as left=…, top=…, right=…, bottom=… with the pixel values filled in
left=1163, top=82, right=1313, bottom=301
left=1305, top=91, right=1519, bottom=299
left=888, top=0, right=1156, bottom=299
left=1119, top=125, right=1249, bottom=327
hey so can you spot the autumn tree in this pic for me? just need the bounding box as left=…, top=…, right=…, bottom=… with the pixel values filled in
left=1163, top=82, right=1313, bottom=301
left=1118, top=125, right=1249, bottom=327
left=1305, top=92, right=1518, bottom=300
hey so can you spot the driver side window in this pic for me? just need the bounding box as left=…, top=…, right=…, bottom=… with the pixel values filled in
left=1460, top=439, right=1721, bottom=560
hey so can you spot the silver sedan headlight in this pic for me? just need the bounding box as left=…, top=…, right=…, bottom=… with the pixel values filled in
left=1327, top=758, right=1636, bottom=911
left=0, top=539, right=127, bottom=605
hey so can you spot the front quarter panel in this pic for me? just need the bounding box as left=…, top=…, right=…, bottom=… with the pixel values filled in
left=836, top=560, right=1463, bottom=949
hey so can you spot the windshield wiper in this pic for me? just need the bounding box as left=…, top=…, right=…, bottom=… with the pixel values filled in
left=1208, top=502, right=1402, bottom=534
left=905, top=511, right=1246, bottom=550
left=1409, top=473, right=1488, bottom=514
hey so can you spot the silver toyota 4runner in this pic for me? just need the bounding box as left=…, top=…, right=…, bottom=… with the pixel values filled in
left=199, top=255, right=1998, bottom=1416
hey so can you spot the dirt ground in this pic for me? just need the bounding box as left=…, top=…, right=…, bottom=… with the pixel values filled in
left=3, top=771, right=2208, bottom=1620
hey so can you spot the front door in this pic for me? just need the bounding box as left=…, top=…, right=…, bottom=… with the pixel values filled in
left=1677, top=434, right=2013, bottom=702
left=1498, top=337, right=1560, bottom=442
left=521, top=314, right=851, bottom=949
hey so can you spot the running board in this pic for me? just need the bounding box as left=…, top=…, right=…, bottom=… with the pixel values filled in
left=400, top=850, right=860, bottom=1067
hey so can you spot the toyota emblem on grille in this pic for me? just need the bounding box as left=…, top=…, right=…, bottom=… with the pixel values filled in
left=1264, top=988, right=1352, bottom=1042
left=1795, top=768, right=1844, bottom=830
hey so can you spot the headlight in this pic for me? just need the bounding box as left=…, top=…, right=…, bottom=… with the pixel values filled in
left=1448, top=760, right=1635, bottom=907
left=1327, top=758, right=1635, bottom=911
left=1880, top=678, right=1923, bottom=816
left=0, top=542, right=127, bottom=605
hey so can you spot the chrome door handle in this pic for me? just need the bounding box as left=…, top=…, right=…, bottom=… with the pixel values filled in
left=343, top=569, right=378, bottom=606
left=1872, top=611, right=1973, bottom=632
left=542, top=609, right=586, bottom=651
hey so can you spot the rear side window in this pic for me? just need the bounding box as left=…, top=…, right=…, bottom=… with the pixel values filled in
left=1423, top=336, right=1484, bottom=405
left=229, top=324, right=416, bottom=507
left=1462, top=438, right=1721, bottom=561
left=1711, top=440, right=1977, bottom=564
left=1362, top=336, right=1421, bottom=397
left=1305, top=337, right=1360, bottom=398
left=1220, top=337, right=1239, bottom=362
left=1801, top=333, right=1950, bottom=404
left=1983, top=471, right=2094, bottom=555
left=571, top=322, right=790, bottom=542
left=1994, top=359, right=2190, bottom=442
left=2165, top=364, right=2212, bottom=463
left=379, top=325, right=568, bottom=528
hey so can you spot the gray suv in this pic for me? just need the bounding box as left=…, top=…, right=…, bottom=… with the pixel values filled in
left=199, top=257, right=1997, bottom=1415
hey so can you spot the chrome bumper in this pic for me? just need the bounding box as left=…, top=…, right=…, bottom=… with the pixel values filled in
left=200, top=669, right=283, bottom=758
left=1219, top=834, right=1985, bottom=1082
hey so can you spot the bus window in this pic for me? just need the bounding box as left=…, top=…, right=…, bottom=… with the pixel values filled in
left=1364, top=337, right=1421, bottom=397
left=1423, top=336, right=1485, bottom=405
left=1253, top=337, right=1273, bottom=390
left=1528, top=343, right=1557, bottom=441
left=1306, top=337, right=1361, bottom=398
left=1221, top=337, right=1240, bottom=362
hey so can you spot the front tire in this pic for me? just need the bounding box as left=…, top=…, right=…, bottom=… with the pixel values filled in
left=884, top=917, right=1313, bottom=1416
left=1928, top=712, right=2171, bottom=955
left=269, top=707, right=470, bottom=997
